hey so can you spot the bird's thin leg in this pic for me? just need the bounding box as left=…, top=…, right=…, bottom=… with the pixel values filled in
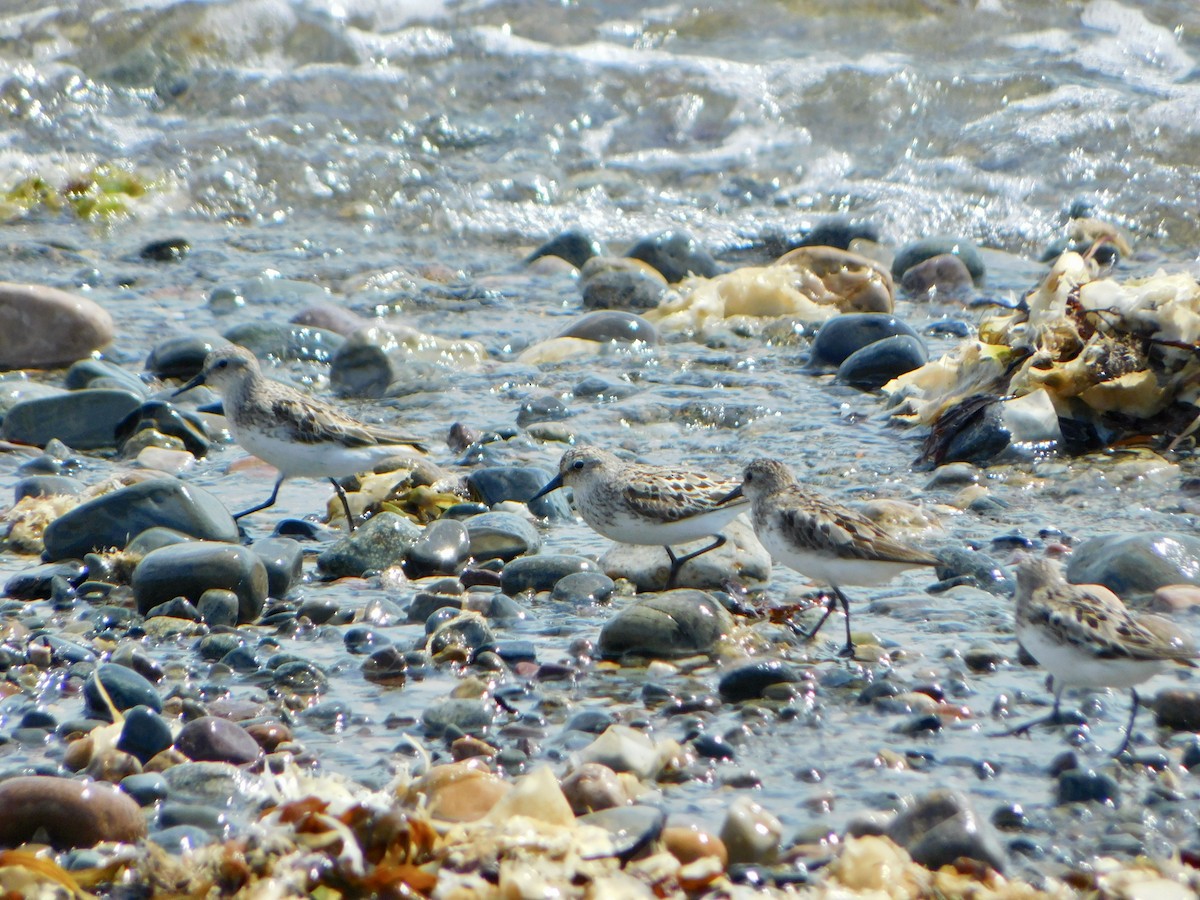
left=834, top=585, right=855, bottom=658
left=234, top=476, right=284, bottom=520
left=329, top=478, right=356, bottom=533
left=993, top=683, right=1080, bottom=737
left=1112, top=688, right=1140, bottom=758
left=791, top=592, right=839, bottom=642
left=665, top=535, right=726, bottom=589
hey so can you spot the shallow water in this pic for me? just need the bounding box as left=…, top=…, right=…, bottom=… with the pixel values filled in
left=1, top=0, right=1199, bottom=888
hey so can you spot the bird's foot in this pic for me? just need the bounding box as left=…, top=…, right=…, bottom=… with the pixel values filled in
left=991, top=708, right=1085, bottom=738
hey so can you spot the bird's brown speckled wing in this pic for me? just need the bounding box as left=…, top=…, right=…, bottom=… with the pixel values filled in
left=620, top=467, right=745, bottom=523
left=1033, top=585, right=1200, bottom=664
left=259, top=393, right=425, bottom=451
left=773, top=489, right=940, bottom=566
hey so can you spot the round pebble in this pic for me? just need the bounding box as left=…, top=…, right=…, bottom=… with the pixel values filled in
left=0, top=775, right=146, bottom=848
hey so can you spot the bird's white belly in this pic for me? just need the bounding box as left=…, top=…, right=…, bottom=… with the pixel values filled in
left=1018, top=622, right=1164, bottom=689
left=235, top=427, right=399, bottom=479
left=582, top=499, right=749, bottom=547
left=761, top=530, right=916, bottom=587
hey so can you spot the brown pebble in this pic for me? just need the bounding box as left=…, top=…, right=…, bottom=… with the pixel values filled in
left=244, top=721, right=293, bottom=752
left=1154, top=689, right=1200, bottom=732
left=900, top=253, right=974, bottom=297
left=451, top=736, right=498, bottom=761
left=85, top=747, right=142, bottom=783
left=0, top=775, right=146, bottom=848
left=560, top=762, right=629, bottom=815
left=1152, top=584, right=1200, bottom=613
left=663, top=825, right=728, bottom=866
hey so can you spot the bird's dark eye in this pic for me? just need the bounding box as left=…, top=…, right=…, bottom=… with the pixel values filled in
left=571, top=460, right=585, bottom=471
left=744, top=472, right=753, bottom=482
left=215, top=359, right=229, bottom=370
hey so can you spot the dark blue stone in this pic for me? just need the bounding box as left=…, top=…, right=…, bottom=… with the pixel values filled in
left=120, top=772, right=169, bottom=806
left=84, top=663, right=163, bottom=722
left=117, top=705, right=174, bottom=763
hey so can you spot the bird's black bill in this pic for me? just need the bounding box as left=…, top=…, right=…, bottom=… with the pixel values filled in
left=173, top=372, right=207, bottom=397
left=715, top=484, right=744, bottom=506
left=529, top=473, right=564, bottom=502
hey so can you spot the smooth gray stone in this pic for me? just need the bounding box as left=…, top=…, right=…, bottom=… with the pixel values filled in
left=125, top=527, right=194, bottom=558
left=718, top=659, right=804, bottom=702
left=115, top=400, right=210, bottom=457
left=1153, top=689, right=1200, bottom=732
left=1066, top=532, right=1200, bottom=597
left=174, top=716, right=262, bottom=765
left=1057, top=769, right=1120, bottom=806
left=64, top=359, right=147, bottom=395
left=14, top=475, right=84, bottom=502
left=462, top=511, right=540, bottom=562
left=428, top=613, right=495, bottom=659
left=891, top=237, right=986, bottom=283
left=157, top=803, right=224, bottom=832
left=598, top=591, right=735, bottom=660
left=150, top=825, right=212, bottom=853
left=161, top=762, right=241, bottom=803
left=316, top=512, right=422, bottom=577
left=197, top=589, right=239, bottom=628
left=556, top=310, right=659, bottom=344
left=549, top=571, right=615, bottom=604
left=144, top=335, right=226, bottom=380
left=407, top=519, right=471, bottom=577
left=222, top=321, right=344, bottom=364
left=116, top=705, right=174, bottom=764
left=146, top=596, right=202, bottom=621
left=836, top=334, right=928, bottom=389
left=578, top=805, right=667, bottom=863
left=901, top=253, right=975, bottom=297
left=119, top=772, right=169, bottom=806
left=0, top=379, right=65, bottom=418
left=501, top=554, right=600, bottom=595
left=581, top=268, right=665, bottom=311
left=0, top=282, right=114, bottom=369
left=421, top=697, right=496, bottom=738
left=250, top=537, right=304, bottom=597
left=467, top=466, right=570, bottom=520
left=132, top=541, right=268, bottom=623
left=84, top=663, right=162, bottom=722
left=626, top=230, right=721, bottom=283
left=888, top=789, right=1006, bottom=872
left=526, top=229, right=604, bottom=269
left=43, top=479, right=237, bottom=561
left=5, top=561, right=87, bottom=601
left=809, top=313, right=922, bottom=370
left=2, top=388, right=143, bottom=450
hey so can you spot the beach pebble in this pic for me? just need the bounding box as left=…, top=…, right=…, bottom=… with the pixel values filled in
left=249, top=537, right=304, bottom=598
left=0, top=283, right=115, bottom=370
left=223, top=321, right=344, bottom=364
left=1066, top=533, right=1200, bottom=596
left=289, top=303, right=370, bottom=336
left=891, top=237, right=985, bottom=284
left=808, top=313, right=922, bottom=371
left=560, top=763, right=629, bottom=814
left=718, top=659, right=804, bottom=702
left=900, top=253, right=975, bottom=297
left=407, top=519, right=472, bottom=577
left=577, top=725, right=663, bottom=779
left=599, top=516, right=770, bottom=591
left=145, top=336, right=226, bottom=380
left=549, top=571, right=615, bottom=604
left=65, top=359, right=148, bottom=395
left=328, top=323, right=486, bottom=399
left=1152, top=585, right=1200, bottom=612
left=663, top=824, right=729, bottom=866
left=1153, top=690, right=1200, bottom=732
left=3, top=389, right=143, bottom=450
left=462, top=511, right=540, bottom=562
left=406, top=760, right=509, bottom=822
left=527, top=228, right=604, bottom=269
left=116, top=401, right=210, bottom=457
left=467, top=466, right=570, bottom=519
left=578, top=805, right=666, bottom=862
left=316, top=512, right=423, bottom=577
left=117, top=706, right=175, bottom=764
left=598, top=591, right=735, bottom=660
left=44, top=478, right=238, bottom=560
left=836, top=334, right=928, bottom=390
left=84, top=664, right=163, bottom=721
left=197, top=589, right=239, bottom=628
left=581, top=264, right=666, bottom=311
left=627, top=230, right=721, bottom=283
left=422, top=697, right=496, bottom=739
left=175, top=716, right=262, bottom=765
left=5, top=561, right=87, bottom=601
left=887, top=789, right=1006, bottom=873
left=428, top=612, right=494, bottom=661
left=0, top=775, right=145, bottom=848
left=120, top=772, right=169, bottom=806
left=1056, top=768, right=1119, bottom=806
left=133, top=541, right=268, bottom=622
left=788, top=216, right=881, bottom=251
left=13, top=474, right=84, bottom=502
left=556, top=310, right=660, bottom=344
left=720, top=797, right=782, bottom=865
left=501, top=554, right=600, bottom=595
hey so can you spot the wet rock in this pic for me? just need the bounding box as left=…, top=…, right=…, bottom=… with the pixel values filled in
left=526, top=228, right=603, bottom=269
left=125, top=526, right=195, bottom=558
left=5, top=561, right=87, bottom=601
left=175, top=716, right=262, bottom=765
left=808, top=313, right=923, bottom=371
left=140, top=237, right=189, bottom=261
left=578, top=805, right=666, bottom=863
left=560, top=763, right=629, bottom=814
left=14, top=474, right=84, bottom=502
left=720, top=797, right=782, bottom=865
left=599, top=516, right=770, bottom=591
left=119, top=772, right=169, bottom=806
left=1066, top=533, right=1200, bottom=597
left=146, top=596, right=202, bottom=621
left=836, top=334, right=928, bottom=390
left=151, top=824, right=212, bottom=853
left=407, top=519, right=472, bottom=577
left=892, top=237, right=985, bottom=284
left=43, top=478, right=238, bottom=561
left=556, top=310, right=659, bottom=344
left=923, top=391, right=1063, bottom=467
left=1153, top=584, right=1200, bottom=613
left=599, top=591, right=735, bottom=660
left=197, top=589, right=239, bottom=628
left=290, top=303, right=369, bottom=336
left=116, top=706, right=174, bottom=764
left=1056, top=768, right=1120, bottom=806
left=422, top=698, right=496, bottom=738
left=627, top=230, right=721, bottom=283
left=550, top=571, right=615, bottom=604
left=362, top=645, right=408, bottom=683
left=467, top=466, right=570, bottom=519
left=249, top=537, right=304, bottom=598
left=577, top=725, right=662, bottom=779
left=344, top=626, right=390, bottom=654
left=788, top=216, right=880, bottom=251
left=428, top=613, right=494, bottom=662
left=84, top=664, right=163, bottom=722
left=115, top=401, right=210, bottom=457
left=145, top=336, right=226, bottom=380
left=133, top=541, right=268, bottom=623
left=328, top=323, right=485, bottom=399
left=1153, top=689, right=1200, bottom=732
left=223, top=321, right=344, bottom=365
left=718, top=659, right=804, bottom=702
left=0, top=775, right=145, bottom=848
left=462, top=511, right=540, bottom=562
left=501, top=554, right=600, bottom=595
left=64, top=359, right=148, bottom=395
left=901, top=253, right=975, bottom=298
left=581, top=264, right=666, bottom=311
left=887, top=790, right=1006, bottom=872
left=316, top=512, right=423, bottom=577
left=515, top=394, right=569, bottom=426
left=0, top=283, right=115, bottom=369
left=963, top=642, right=1008, bottom=673
left=2, top=388, right=143, bottom=450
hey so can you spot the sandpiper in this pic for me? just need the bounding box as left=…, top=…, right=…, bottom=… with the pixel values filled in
left=997, top=555, right=1198, bottom=757
left=530, top=446, right=750, bottom=589
left=174, top=345, right=426, bottom=529
left=720, top=457, right=939, bottom=657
